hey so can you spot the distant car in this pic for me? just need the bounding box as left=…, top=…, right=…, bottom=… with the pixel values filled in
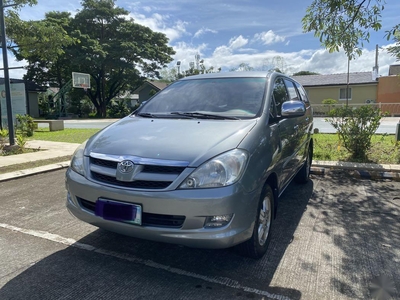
left=66, top=71, right=313, bottom=258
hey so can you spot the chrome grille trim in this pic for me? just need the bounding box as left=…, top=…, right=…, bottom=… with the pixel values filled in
left=88, top=153, right=190, bottom=190
left=89, top=152, right=189, bottom=167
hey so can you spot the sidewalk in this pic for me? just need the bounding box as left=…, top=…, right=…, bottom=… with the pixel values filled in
left=1, top=140, right=400, bottom=182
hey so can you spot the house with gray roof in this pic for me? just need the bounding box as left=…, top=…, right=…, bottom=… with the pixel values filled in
left=132, top=80, right=169, bottom=104
left=292, top=71, right=378, bottom=105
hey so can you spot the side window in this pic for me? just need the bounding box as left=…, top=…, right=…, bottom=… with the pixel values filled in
left=295, top=82, right=309, bottom=103
left=272, top=78, right=289, bottom=116
left=283, top=79, right=300, bottom=101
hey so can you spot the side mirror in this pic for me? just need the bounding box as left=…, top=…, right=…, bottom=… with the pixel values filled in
left=281, top=101, right=306, bottom=118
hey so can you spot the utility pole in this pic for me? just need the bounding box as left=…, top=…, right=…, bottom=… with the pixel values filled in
left=0, top=0, right=16, bottom=145
left=346, top=57, right=350, bottom=107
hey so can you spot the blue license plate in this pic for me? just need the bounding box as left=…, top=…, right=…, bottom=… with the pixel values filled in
left=95, top=199, right=142, bottom=225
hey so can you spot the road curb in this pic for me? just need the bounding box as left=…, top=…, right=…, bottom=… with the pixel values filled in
left=0, top=161, right=70, bottom=182
left=310, top=162, right=400, bottom=182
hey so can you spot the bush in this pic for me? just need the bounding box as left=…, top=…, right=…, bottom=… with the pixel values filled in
left=326, top=105, right=383, bottom=159
left=106, top=100, right=130, bottom=118
left=16, top=114, right=35, bottom=137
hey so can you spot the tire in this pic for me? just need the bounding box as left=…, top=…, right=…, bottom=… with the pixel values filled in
left=295, top=145, right=312, bottom=184
left=236, top=184, right=274, bottom=259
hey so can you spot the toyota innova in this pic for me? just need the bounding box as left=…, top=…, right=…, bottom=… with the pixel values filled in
left=66, top=71, right=313, bottom=258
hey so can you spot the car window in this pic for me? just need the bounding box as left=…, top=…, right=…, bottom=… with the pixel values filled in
left=139, top=77, right=267, bottom=119
left=295, top=82, right=309, bottom=103
left=283, top=79, right=299, bottom=101
left=272, top=78, right=289, bottom=116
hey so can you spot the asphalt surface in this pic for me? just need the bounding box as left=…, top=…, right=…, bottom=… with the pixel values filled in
left=1, top=170, right=399, bottom=299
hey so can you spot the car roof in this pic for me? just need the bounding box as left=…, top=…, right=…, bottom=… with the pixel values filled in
left=179, top=71, right=278, bottom=81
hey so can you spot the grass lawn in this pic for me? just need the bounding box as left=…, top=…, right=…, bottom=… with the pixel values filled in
left=313, top=133, right=400, bottom=164
left=30, top=128, right=100, bottom=144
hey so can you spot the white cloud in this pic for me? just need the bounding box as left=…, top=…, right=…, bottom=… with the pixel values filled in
left=229, top=35, right=248, bottom=49
left=193, top=27, right=218, bottom=39
left=254, top=30, right=285, bottom=45
left=143, top=6, right=152, bottom=13
left=167, top=42, right=398, bottom=77
left=128, top=12, right=188, bottom=42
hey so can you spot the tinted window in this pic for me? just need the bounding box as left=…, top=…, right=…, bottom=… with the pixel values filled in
left=139, top=77, right=267, bottom=119
left=284, top=79, right=299, bottom=101
left=295, top=82, right=309, bottom=103
left=272, top=78, right=289, bottom=116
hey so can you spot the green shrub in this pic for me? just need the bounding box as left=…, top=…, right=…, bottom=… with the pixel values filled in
left=16, top=114, right=35, bottom=137
left=326, top=105, right=383, bottom=159
left=16, top=134, right=27, bottom=152
left=106, top=100, right=130, bottom=118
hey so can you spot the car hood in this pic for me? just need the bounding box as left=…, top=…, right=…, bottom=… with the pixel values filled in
left=85, top=116, right=257, bottom=167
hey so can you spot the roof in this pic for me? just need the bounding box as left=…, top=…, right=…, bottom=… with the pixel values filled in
left=133, top=80, right=169, bottom=94
left=0, top=78, right=47, bottom=92
left=180, top=71, right=273, bottom=80
left=292, top=72, right=377, bottom=87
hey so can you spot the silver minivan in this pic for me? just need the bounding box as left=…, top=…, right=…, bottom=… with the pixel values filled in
left=66, top=71, right=313, bottom=258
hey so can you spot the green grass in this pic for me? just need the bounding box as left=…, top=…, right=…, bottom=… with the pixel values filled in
left=313, top=133, right=400, bottom=164
left=30, top=128, right=100, bottom=143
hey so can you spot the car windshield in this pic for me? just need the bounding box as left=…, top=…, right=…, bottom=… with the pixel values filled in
left=137, top=77, right=267, bottom=119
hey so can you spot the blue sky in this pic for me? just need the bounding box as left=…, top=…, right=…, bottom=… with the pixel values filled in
left=6, top=0, right=400, bottom=78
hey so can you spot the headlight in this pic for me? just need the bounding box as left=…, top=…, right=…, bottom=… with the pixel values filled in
left=179, top=149, right=248, bottom=189
left=70, top=140, right=87, bottom=176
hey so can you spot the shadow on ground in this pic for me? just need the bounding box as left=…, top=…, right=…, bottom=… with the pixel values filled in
left=0, top=180, right=315, bottom=300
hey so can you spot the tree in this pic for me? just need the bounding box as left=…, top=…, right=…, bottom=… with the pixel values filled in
left=292, top=71, right=320, bottom=76
left=387, top=30, right=400, bottom=61
left=7, top=0, right=175, bottom=117
left=302, top=0, right=397, bottom=60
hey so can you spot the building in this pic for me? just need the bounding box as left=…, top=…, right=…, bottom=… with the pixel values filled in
left=0, top=78, right=47, bottom=118
left=132, top=80, right=169, bottom=104
left=292, top=72, right=378, bottom=105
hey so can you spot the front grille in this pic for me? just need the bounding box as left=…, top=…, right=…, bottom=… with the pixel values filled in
left=89, top=156, right=186, bottom=190
left=142, top=165, right=185, bottom=174
left=91, top=157, right=118, bottom=169
left=78, top=198, right=185, bottom=228
left=92, top=173, right=171, bottom=189
left=142, top=213, right=185, bottom=228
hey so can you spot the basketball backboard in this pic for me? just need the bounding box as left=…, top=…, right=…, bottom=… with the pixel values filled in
left=72, top=72, right=91, bottom=89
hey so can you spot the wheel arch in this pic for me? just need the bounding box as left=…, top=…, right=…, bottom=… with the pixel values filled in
left=265, top=172, right=279, bottom=219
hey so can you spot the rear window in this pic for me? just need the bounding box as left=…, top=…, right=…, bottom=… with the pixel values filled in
left=139, top=77, right=267, bottom=119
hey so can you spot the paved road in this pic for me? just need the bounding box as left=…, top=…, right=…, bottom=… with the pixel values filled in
left=37, top=117, right=400, bottom=134
left=1, top=170, right=399, bottom=299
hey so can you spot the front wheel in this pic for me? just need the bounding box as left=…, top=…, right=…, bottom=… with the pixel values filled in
left=236, top=184, right=274, bottom=259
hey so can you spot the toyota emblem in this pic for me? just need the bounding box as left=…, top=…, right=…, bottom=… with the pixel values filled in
left=118, top=160, right=134, bottom=173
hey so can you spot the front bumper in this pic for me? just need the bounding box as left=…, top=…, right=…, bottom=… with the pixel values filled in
left=65, top=168, right=261, bottom=249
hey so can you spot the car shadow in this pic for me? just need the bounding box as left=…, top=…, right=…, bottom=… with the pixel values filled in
left=0, top=180, right=314, bottom=300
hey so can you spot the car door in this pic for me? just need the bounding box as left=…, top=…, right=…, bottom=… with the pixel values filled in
left=270, top=77, right=298, bottom=189
left=282, top=78, right=309, bottom=172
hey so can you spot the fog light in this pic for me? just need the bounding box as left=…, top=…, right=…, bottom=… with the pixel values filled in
left=204, top=214, right=233, bottom=228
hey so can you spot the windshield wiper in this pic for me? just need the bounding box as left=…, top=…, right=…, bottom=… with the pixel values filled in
left=170, top=112, right=239, bottom=120
left=137, top=112, right=158, bottom=118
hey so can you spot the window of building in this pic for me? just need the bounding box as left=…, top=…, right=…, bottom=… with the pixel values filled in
left=339, top=88, right=352, bottom=100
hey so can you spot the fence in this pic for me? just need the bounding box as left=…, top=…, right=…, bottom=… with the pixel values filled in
left=312, top=103, right=400, bottom=117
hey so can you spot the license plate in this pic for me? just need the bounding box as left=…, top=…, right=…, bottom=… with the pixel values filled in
left=95, top=199, right=142, bottom=225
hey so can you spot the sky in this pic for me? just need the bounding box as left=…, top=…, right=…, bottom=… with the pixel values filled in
left=4, top=0, right=400, bottom=79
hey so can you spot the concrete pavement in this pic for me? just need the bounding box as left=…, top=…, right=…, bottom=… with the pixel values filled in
left=1, top=140, right=400, bottom=182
